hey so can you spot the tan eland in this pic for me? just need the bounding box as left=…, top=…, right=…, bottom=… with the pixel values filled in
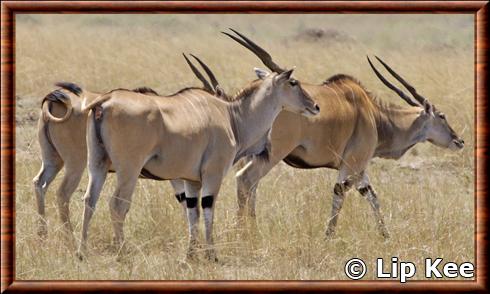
left=33, top=84, right=173, bottom=238
left=33, top=55, right=224, bottom=240
left=77, top=53, right=319, bottom=261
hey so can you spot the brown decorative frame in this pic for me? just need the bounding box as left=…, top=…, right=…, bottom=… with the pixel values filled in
left=1, top=1, right=488, bottom=292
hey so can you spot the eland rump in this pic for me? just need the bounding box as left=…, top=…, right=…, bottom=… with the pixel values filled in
left=33, top=83, right=175, bottom=239
left=77, top=56, right=319, bottom=261
left=224, top=29, right=464, bottom=239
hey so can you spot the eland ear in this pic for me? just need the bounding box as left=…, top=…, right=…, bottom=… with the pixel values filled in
left=215, top=86, right=225, bottom=97
left=275, top=68, right=295, bottom=83
left=254, top=68, right=270, bottom=80
left=424, top=100, right=434, bottom=116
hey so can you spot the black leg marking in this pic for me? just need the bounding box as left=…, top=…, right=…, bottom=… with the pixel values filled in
left=358, top=186, right=370, bottom=196
left=333, top=183, right=343, bottom=195
left=342, top=179, right=352, bottom=190
left=201, top=195, right=214, bottom=209
left=186, top=197, right=198, bottom=209
left=175, top=192, right=186, bottom=203
left=334, top=179, right=352, bottom=195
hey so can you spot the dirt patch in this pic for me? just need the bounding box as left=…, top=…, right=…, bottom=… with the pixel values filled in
left=294, top=28, right=353, bottom=43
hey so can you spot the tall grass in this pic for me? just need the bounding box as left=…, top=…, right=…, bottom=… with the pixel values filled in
left=15, top=14, right=474, bottom=280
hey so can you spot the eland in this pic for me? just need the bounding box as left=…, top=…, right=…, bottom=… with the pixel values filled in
left=224, top=29, right=464, bottom=239
left=33, top=84, right=171, bottom=239
left=76, top=54, right=319, bottom=261
left=32, top=54, right=224, bottom=240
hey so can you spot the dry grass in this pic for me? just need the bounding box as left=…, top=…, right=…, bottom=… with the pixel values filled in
left=15, top=14, right=474, bottom=280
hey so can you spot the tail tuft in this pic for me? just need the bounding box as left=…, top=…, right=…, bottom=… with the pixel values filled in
left=41, top=89, right=70, bottom=106
left=55, top=82, right=82, bottom=96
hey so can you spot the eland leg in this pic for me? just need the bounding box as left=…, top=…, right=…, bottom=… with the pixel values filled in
left=170, top=179, right=187, bottom=215
left=34, top=121, right=64, bottom=238
left=325, top=177, right=353, bottom=238
left=184, top=180, right=202, bottom=260
left=236, top=145, right=293, bottom=221
left=109, top=164, right=142, bottom=250
left=325, top=134, right=375, bottom=239
left=77, top=158, right=109, bottom=259
left=357, top=173, right=389, bottom=239
left=33, top=160, right=63, bottom=238
left=77, top=117, right=110, bottom=259
left=201, top=177, right=222, bottom=262
left=56, top=163, right=84, bottom=240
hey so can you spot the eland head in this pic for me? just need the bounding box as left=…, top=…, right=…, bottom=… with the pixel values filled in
left=224, top=28, right=319, bottom=117
left=253, top=67, right=319, bottom=116
left=367, top=56, right=464, bottom=151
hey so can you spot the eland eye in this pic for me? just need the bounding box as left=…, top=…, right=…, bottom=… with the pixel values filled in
left=438, top=113, right=446, bottom=119
left=289, top=79, right=298, bottom=86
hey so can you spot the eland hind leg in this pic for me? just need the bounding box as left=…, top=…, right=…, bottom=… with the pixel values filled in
left=325, top=125, right=376, bottom=239
left=77, top=157, right=109, bottom=259
left=56, top=162, right=84, bottom=244
left=33, top=122, right=63, bottom=238
left=33, top=161, right=63, bottom=238
left=325, top=156, right=371, bottom=238
left=356, top=173, right=389, bottom=239
left=325, top=173, right=355, bottom=238
left=109, top=164, right=143, bottom=251
left=77, top=117, right=110, bottom=259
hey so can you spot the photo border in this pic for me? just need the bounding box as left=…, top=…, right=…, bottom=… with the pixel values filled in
left=1, top=1, right=488, bottom=292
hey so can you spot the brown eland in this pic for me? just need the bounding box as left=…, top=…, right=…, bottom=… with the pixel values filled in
left=224, top=29, right=464, bottom=239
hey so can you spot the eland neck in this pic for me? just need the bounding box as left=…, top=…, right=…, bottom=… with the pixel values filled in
left=228, top=80, right=281, bottom=161
left=373, top=103, right=427, bottom=159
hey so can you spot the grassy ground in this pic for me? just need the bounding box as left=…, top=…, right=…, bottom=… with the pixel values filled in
left=15, top=14, right=474, bottom=280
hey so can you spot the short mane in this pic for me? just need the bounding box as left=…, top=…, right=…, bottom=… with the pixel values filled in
left=167, top=87, right=211, bottom=97
left=324, top=73, right=407, bottom=110
left=227, top=79, right=262, bottom=102
left=132, top=87, right=159, bottom=96
left=323, top=74, right=361, bottom=85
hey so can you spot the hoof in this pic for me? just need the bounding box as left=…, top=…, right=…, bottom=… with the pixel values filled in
left=75, top=250, right=85, bottom=261
left=186, top=247, right=198, bottom=262
left=377, top=224, right=390, bottom=240
left=37, top=228, right=48, bottom=240
left=205, top=253, right=218, bottom=263
left=204, top=247, right=219, bottom=263
left=325, top=228, right=336, bottom=240
left=37, top=221, right=48, bottom=239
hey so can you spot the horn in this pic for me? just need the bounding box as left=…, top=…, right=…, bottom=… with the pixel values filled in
left=182, top=53, right=213, bottom=93
left=374, top=56, right=428, bottom=106
left=366, top=56, right=419, bottom=107
left=222, top=28, right=286, bottom=73
left=189, top=54, right=219, bottom=91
